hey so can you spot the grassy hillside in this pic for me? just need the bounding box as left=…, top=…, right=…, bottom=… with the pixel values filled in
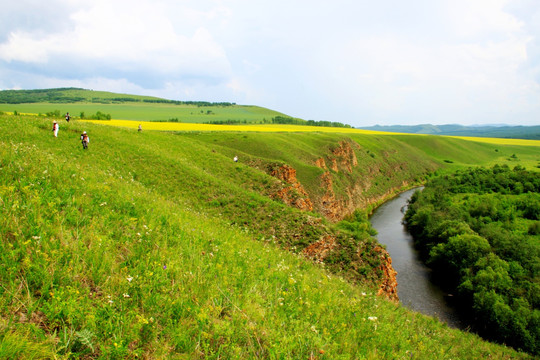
left=0, top=88, right=287, bottom=124
left=1, top=113, right=538, bottom=358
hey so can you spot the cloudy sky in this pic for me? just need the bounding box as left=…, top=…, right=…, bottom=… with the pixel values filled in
left=1, top=0, right=540, bottom=126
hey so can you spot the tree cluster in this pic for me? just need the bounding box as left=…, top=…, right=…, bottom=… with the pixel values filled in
left=0, top=88, right=85, bottom=104
left=271, top=116, right=351, bottom=128
left=142, top=99, right=235, bottom=106
left=405, top=165, right=539, bottom=355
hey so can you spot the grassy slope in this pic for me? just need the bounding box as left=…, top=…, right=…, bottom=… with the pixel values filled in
left=0, top=88, right=287, bottom=123
left=2, top=103, right=285, bottom=123
left=0, top=114, right=537, bottom=359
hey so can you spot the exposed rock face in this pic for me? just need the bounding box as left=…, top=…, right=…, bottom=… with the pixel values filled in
left=269, top=141, right=402, bottom=300
left=320, top=171, right=342, bottom=220
left=374, top=246, right=399, bottom=302
left=269, top=164, right=313, bottom=212
left=315, top=157, right=326, bottom=169
left=331, top=141, right=358, bottom=173
left=301, top=235, right=336, bottom=264
left=316, top=141, right=365, bottom=221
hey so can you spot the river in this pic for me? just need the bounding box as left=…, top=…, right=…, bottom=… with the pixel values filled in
left=370, top=188, right=465, bottom=329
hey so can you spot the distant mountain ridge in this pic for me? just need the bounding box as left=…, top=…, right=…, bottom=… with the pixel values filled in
left=359, top=124, right=540, bottom=140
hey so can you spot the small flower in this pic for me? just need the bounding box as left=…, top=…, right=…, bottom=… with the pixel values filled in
left=368, top=316, right=378, bottom=321
left=123, top=293, right=130, bottom=298
left=127, top=276, right=133, bottom=282
left=32, top=236, right=41, bottom=240
left=163, top=265, right=167, bottom=270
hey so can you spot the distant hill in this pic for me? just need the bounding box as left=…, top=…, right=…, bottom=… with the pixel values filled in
left=0, top=87, right=235, bottom=106
left=0, top=88, right=285, bottom=123
left=0, top=88, right=350, bottom=128
left=359, top=124, right=540, bottom=140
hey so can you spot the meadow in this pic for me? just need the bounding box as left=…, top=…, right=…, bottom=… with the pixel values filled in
left=0, top=103, right=285, bottom=123
left=1, top=113, right=538, bottom=358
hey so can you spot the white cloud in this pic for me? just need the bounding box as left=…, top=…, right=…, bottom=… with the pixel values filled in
left=0, top=0, right=233, bottom=86
left=1, top=0, right=540, bottom=125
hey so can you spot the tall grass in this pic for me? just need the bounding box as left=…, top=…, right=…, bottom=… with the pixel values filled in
left=0, top=114, right=534, bottom=358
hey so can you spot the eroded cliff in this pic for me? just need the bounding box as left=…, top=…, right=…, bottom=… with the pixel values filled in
left=265, top=140, right=407, bottom=301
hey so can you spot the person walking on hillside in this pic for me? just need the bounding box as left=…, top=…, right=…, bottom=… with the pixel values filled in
left=138, top=124, right=142, bottom=132
left=52, top=121, right=59, bottom=137
left=80, top=131, right=90, bottom=149
left=65, top=112, right=71, bottom=122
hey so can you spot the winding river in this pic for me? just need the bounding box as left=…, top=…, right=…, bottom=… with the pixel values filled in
left=370, top=188, right=465, bottom=329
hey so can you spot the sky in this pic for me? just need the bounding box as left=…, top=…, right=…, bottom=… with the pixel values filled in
left=1, top=0, right=540, bottom=127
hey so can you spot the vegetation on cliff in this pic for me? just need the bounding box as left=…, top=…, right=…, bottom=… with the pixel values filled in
left=405, top=165, right=540, bottom=355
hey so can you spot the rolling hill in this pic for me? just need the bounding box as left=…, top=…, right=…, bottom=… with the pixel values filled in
left=0, top=88, right=289, bottom=124
left=0, top=93, right=539, bottom=358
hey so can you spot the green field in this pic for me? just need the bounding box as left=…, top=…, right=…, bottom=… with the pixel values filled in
left=1, top=111, right=539, bottom=358
left=0, top=88, right=289, bottom=124
left=1, top=89, right=539, bottom=358
left=1, top=102, right=286, bottom=123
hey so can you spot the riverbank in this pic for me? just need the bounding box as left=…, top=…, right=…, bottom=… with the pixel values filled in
left=370, top=188, right=465, bottom=329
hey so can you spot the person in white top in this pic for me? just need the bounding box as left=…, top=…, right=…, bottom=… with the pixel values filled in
left=80, top=131, right=90, bottom=149
left=52, top=121, right=59, bottom=137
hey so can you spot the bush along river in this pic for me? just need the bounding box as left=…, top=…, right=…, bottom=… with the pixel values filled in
left=370, top=188, right=465, bottom=329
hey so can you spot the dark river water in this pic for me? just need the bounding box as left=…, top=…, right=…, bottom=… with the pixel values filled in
left=370, top=188, right=465, bottom=329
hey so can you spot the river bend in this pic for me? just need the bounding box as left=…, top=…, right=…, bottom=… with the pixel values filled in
left=370, top=188, right=465, bottom=329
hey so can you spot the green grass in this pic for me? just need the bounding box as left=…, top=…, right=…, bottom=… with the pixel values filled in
left=1, top=102, right=286, bottom=123
left=0, top=114, right=537, bottom=358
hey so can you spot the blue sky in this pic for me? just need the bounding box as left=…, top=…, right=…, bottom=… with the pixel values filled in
left=1, top=0, right=540, bottom=126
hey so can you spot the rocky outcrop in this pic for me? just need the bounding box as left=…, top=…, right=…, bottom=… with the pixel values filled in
left=267, top=141, right=403, bottom=300
left=374, top=246, right=398, bottom=302
left=269, top=164, right=313, bottom=212
left=331, top=141, right=358, bottom=173
left=316, top=141, right=366, bottom=221
left=315, top=157, right=326, bottom=169
left=315, top=141, right=359, bottom=174
left=302, top=235, right=336, bottom=264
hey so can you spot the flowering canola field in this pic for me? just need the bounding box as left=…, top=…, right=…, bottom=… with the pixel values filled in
left=88, top=119, right=540, bottom=147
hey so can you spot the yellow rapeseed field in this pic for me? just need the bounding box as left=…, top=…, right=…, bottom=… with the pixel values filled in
left=88, top=119, right=387, bottom=134
left=87, top=119, right=540, bottom=147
